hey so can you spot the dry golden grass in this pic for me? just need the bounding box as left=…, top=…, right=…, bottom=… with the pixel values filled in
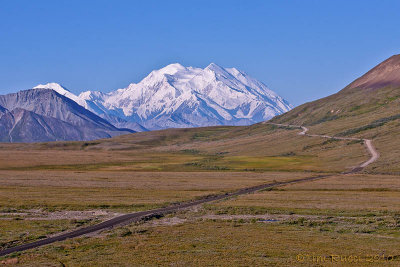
left=273, top=85, right=400, bottom=174
left=304, top=115, right=400, bottom=174
left=284, top=173, right=400, bottom=190
left=2, top=171, right=399, bottom=266
left=0, top=219, right=96, bottom=252
left=212, top=173, right=400, bottom=216
left=11, top=220, right=400, bottom=266
left=0, top=170, right=310, bottom=211
left=0, top=124, right=368, bottom=173
left=218, top=190, right=400, bottom=214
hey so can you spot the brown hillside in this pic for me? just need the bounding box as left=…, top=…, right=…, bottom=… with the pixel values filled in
left=348, top=54, right=400, bottom=90
left=272, top=54, right=400, bottom=174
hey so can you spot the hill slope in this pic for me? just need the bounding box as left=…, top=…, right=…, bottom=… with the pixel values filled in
left=348, top=55, right=400, bottom=90
left=271, top=54, right=400, bottom=173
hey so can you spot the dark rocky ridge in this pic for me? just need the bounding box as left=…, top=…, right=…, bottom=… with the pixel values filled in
left=0, top=89, right=132, bottom=142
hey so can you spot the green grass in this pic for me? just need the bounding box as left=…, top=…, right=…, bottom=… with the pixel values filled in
left=337, top=113, right=400, bottom=136
left=185, top=155, right=316, bottom=172
left=0, top=152, right=326, bottom=173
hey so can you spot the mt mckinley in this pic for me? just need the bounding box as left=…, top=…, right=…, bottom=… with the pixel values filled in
left=34, top=63, right=292, bottom=131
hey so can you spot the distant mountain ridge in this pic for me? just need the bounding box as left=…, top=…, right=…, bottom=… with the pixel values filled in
left=34, top=63, right=291, bottom=130
left=33, top=83, right=148, bottom=132
left=0, top=89, right=132, bottom=142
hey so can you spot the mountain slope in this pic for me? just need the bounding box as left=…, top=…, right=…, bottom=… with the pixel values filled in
left=34, top=84, right=148, bottom=132
left=0, top=89, right=132, bottom=142
left=0, top=104, right=7, bottom=115
left=36, top=63, right=291, bottom=130
left=0, top=108, right=90, bottom=142
left=34, top=83, right=87, bottom=107
left=271, top=54, right=400, bottom=173
left=271, top=54, right=400, bottom=127
left=347, top=55, right=400, bottom=90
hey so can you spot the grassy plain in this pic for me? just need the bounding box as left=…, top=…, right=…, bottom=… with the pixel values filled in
left=0, top=123, right=368, bottom=173
left=213, top=173, right=400, bottom=216
left=0, top=171, right=310, bottom=212
left=0, top=169, right=311, bottom=255
left=0, top=121, right=398, bottom=266
left=3, top=173, right=399, bottom=266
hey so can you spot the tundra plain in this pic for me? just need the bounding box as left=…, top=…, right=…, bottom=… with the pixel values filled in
left=0, top=123, right=399, bottom=266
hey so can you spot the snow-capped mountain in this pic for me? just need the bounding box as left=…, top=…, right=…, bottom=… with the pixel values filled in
left=33, top=84, right=148, bottom=132
left=35, top=63, right=292, bottom=130
left=34, top=83, right=87, bottom=107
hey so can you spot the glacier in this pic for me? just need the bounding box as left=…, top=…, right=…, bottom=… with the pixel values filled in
left=34, top=63, right=292, bottom=131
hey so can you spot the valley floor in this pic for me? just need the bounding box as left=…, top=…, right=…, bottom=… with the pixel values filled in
left=0, top=124, right=399, bottom=266
left=1, top=171, right=400, bottom=266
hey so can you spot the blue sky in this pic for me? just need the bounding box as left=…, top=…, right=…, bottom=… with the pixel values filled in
left=0, top=0, right=399, bottom=106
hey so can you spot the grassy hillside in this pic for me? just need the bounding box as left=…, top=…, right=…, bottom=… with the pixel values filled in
left=272, top=55, right=400, bottom=174
left=0, top=122, right=367, bottom=174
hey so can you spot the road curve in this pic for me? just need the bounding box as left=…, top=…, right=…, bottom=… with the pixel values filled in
left=0, top=123, right=379, bottom=257
left=265, top=122, right=379, bottom=170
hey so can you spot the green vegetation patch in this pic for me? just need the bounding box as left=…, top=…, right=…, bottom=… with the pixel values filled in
left=185, top=155, right=316, bottom=172
left=337, top=113, right=400, bottom=136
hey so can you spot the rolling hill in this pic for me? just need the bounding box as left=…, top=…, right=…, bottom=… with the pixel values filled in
left=271, top=54, right=400, bottom=173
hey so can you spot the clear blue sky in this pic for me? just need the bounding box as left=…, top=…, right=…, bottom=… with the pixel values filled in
left=1, top=0, right=399, bottom=106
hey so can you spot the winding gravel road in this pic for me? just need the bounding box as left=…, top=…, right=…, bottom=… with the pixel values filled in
left=266, top=122, right=379, bottom=170
left=0, top=123, right=379, bottom=257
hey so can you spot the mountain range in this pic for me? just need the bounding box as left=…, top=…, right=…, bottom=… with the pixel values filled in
left=34, top=63, right=292, bottom=131
left=0, top=63, right=291, bottom=142
left=1, top=55, right=399, bottom=172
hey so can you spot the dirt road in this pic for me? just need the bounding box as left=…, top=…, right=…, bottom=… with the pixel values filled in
left=0, top=123, right=379, bottom=257
left=266, top=123, right=379, bottom=170
left=0, top=174, right=331, bottom=257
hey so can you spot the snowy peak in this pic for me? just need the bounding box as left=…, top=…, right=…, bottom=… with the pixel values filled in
left=32, top=63, right=292, bottom=131
left=205, top=62, right=226, bottom=73
left=158, top=63, right=186, bottom=75
left=141, top=63, right=200, bottom=87
left=33, top=82, right=86, bottom=106
left=79, top=90, right=105, bottom=101
left=95, top=63, right=292, bottom=129
left=34, top=82, right=70, bottom=94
